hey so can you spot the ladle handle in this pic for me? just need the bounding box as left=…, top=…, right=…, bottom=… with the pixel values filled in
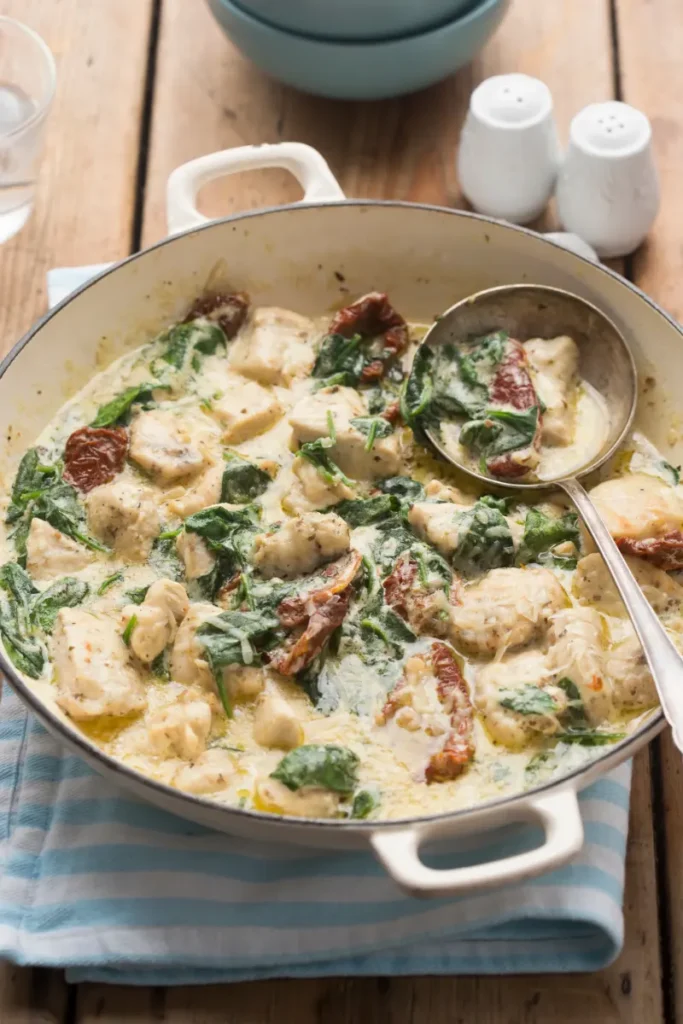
left=562, top=477, right=683, bottom=752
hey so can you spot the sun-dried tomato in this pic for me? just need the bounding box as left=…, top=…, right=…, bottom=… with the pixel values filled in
left=359, top=359, right=385, bottom=383
left=425, top=641, right=474, bottom=783
left=271, top=551, right=362, bottom=675
left=490, top=340, right=537, bottom=411
left=184, top=291, right=249, bottom=339
left=63, top=426, right=128, bottom=493
left=381, top=401, right=401, bottom=425
left=382, top=555, right=418, bottom=621
left=617, top=531, right=683, bottom=571
left=487, top=452, right=535, bottom=479
left=329, top=291, right=409, bottom=357
left=270, top=589, right=352, bottom=677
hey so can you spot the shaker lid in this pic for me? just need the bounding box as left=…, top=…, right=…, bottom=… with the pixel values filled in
left=470, top=74, right=553, bottom=129
left=570, top=101, right=652, bottom=157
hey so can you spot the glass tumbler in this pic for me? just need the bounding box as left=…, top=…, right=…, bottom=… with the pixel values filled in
left=0, top=17, right=55, bottom=243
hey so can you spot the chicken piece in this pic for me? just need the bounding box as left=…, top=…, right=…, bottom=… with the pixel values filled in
left=170, top=602, right=220, bottom=689
left=228, top=306, right=315, bottom=386
left=176, top=530, right=215, bottom=579
left=87, top=478, right=160, bottom=562
left=166, top=463, right=223, bottom=519
left=476, top=650, right=566, bottom=749
left=253, top=692, right=303, bottom=749
left=574, top=552, right=683, bottom=617
left=450, top=567, right=567, bottom=657
left=173, top=748, right=234, bottom=795
left=524, top=335, right=579, bottom=446
left=211, top=378, right=284, bottom=444
left=123, top=579, right=189, bottom=664
left=547, top=607, right=610, bottom=723
left=424, top=479, right=472, bottom=504
left=52, top=608, right=146, bottom=719
left=408, top=500, right=472, bottom=558
left=129, top=410, right=205, bottom=483
left=224, top=664, right=266, bottom=701
left=288, top=457, right=356, bottom=512
left=26, top=518, right=94, bottom=581
left=606, top=628, right=658, bottom=710
left=289, top=386, right=401, bottom=479
left=589, top=473, right=683, bottom=541
left=255, top=776, right=340, bottom=818
left=169, top=602, right=263, bottom=701
left=148, top=698, right=212, bottom=759
left=252, top=511, right=350, bottom=580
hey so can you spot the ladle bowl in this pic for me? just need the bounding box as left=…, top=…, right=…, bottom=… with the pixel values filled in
left=419, top=283, right=683, bottom=753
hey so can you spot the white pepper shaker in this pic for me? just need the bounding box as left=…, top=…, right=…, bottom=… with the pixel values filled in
left=457, top=74, right=561, bottom=224
left=556, top=101, right=659, bottom=258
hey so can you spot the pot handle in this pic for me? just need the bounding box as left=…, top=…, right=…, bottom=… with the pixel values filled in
left=370, top=788, right=583, bottom=897
left=166, top=142, right=346, bottom=235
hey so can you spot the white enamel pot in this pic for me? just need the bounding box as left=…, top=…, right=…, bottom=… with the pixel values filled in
left=0, top=142, right=674, bottom=897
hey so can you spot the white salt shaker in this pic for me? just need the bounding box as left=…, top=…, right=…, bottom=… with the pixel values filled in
left=457, top=74, right=560, bottom=224
left=556, top=101, right=659, bottom=258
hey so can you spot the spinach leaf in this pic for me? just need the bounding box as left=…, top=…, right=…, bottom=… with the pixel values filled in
left=378, top=476, right=425, bottom=503
left=185, top=505, right=260, bottom=599
left=0, top=562, right=44, bottom=677
left=149, top=534, right=185, bottom=583
left=555, top=677, right=589, bottom=730
left=90, top=383, right=159, bottom=428
left=221, top=453, right=271, bottom=504
left=98, top=571, right=124, bottom=595
left=0, top=607, right=45, bottom=678
left=125, top=585, right=150, bottom=605
left=156, top=320, right=227, bottom=371
left=122, top=614, right=137, bottom=646
left=460, top=406, right=540, bottom=463
left=349, top=416, right=393, bottom=452
left=499, top=685, right=558, bottom=716
left=151, top=649, right=170, bottom=681
left=400, top=344, right=434, bottom=431
left=557, top=729, right=626, bottom=746
left=6, top=448, right=58, bottom=521
left=351, top=787, right=381, bottom=819
left=451, top=500, right=515, bottom=575
left=334, top=495, right=400, bottom=528
left=360, top=601, right=416, bottom=656
left=0, top=561, right=37, bottom=616
left=31, top=577, right=89, bottom=633
left=660, top=460, right=680, bottom=486
left=297, top=438, right=353, bottom=487
left=312, top=333, right=364, bottom=387
left=516, top=507, right=581, bottom=567
left=34, top=481, right=108, bottom=553
left=431, top=343, right=490, bottom=420
left=198, top=608, right=282, bottom=716
left=478, top=494, right=511, bottom=514
left=271, top=744, right=359, bottom=794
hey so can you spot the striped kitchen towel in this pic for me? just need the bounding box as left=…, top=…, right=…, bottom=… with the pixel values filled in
left=0, top=261, right=634, bottom=983
left=0, top=684, right=631, bottom=985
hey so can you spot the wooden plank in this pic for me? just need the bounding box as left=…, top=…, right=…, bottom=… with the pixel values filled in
left=616, top=1, right=683, bottom=1019
left=0, top=0, right=154, bottom=1019
left=80, top=1, right=663, bottom=1022
left=0, top=0, right=153, bottom=352
left=142, top=0, right=616, bottom=246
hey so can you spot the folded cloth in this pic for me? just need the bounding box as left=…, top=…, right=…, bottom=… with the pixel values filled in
left=0, top=263, right=632, bottom=984
left=0, top=687, right=631, bottom=984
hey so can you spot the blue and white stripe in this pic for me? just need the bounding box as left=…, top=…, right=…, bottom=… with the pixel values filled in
left=0, top=684, right=631, bottom=984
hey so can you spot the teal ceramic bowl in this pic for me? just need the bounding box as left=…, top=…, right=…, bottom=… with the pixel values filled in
left=206, top=0, right=510, bottom=101
left=232, top=0, right=476, bottom=41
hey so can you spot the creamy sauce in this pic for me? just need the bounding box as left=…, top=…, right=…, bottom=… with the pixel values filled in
left=0, top=299, right=670, bottom=822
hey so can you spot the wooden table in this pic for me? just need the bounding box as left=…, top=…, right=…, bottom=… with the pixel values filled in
left=0, top=1, right=680, bottom=1020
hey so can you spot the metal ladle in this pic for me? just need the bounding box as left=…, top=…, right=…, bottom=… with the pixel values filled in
left=421, top=283, right=683, bottom=752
